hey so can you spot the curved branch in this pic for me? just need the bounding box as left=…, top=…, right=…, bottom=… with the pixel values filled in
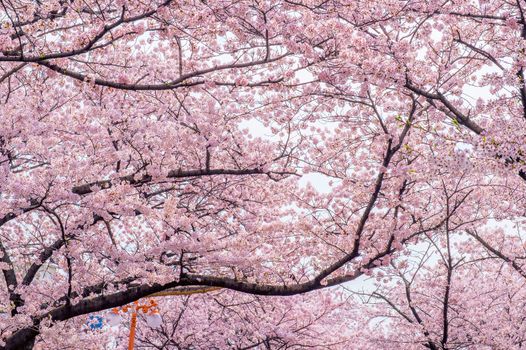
left=71, top=166, right=294, bottom=196
left=35, top=53, right=288, bottom=91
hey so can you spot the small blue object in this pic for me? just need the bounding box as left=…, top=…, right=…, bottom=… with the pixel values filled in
left=87, top=315, right=104, bottom=330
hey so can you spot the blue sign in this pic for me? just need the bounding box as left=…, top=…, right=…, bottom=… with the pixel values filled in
left=87, top=315, right=104, bottom=330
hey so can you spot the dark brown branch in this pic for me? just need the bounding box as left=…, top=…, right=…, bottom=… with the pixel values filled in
left=71, top=167, right=293, bottom=196
left=312, top=100, right=416, bottom=284
left=21, top=237, right=65, bottom=286
left=466, top=229, right=526, bottom=279
left=0, top=63, right=27, bottom=84
left=404, top=81, right=484, bottom=134
left=2, top=1, right=175, bottom=61
left=0, top=238, right=19, bottom=315
left=34, top=53, right=288, bottom=91
left=454, top=35, right=504, bottom=70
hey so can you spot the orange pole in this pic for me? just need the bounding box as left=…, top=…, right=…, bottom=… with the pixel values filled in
left=127, top=311, right=137, bottom=350
left=124, top=289, right=222, bottom=348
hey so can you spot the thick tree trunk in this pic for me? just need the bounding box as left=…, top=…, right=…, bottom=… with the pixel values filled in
left=2, top=328, right=37, bottom=350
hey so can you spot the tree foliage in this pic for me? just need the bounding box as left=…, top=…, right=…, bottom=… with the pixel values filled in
left=1, top=0, right=526, bottom=349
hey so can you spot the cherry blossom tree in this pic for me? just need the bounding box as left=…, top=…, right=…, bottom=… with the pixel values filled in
left=352, top=233, right=526, bottom=350
left=3, top=0, right=526, bottom=349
